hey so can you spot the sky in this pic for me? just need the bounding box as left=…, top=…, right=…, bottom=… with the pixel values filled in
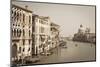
left=12, top=1, right=96, bottom=37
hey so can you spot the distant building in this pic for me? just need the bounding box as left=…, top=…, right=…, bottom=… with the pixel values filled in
left=78, top=24, right=85, bottom=34
left=50, top=22, right=60, bottom=49
left=73, top=25, right=96, bottom=43
left=85, top=33, right=96, bottom=43
left=11, top=4, right=32, bottom=61
left=85, top=28, right=90, bottom=34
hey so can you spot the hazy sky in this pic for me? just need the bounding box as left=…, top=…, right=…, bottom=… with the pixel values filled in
left=12, top=1, right=95, bottom=37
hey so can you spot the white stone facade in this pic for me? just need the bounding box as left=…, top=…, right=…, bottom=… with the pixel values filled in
left=11, top=5, right=32, bottom=61
left=32, top=15, right=51, bottom=55
left=50, top=23, right=60, bottom=49
left=32, top=15, right=60, bottom=55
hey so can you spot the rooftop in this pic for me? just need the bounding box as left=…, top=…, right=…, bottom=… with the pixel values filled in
left=51, top=22, right=60, bottom=27
left=12, top=4, right=32, bottom=13
left=32, top=14, right=50, bottom=21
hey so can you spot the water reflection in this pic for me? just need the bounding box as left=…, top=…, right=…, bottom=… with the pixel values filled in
left=59, top=41, right=96, bottom=62
left=34, top=40, right=96, bottom=64
left=75, top=44, right=78, bottom=47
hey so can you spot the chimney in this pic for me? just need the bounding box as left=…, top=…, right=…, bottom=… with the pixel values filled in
left=25, top=5, right=28, bottom=9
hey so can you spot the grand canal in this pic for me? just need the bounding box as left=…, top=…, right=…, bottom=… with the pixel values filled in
left=33, top=40, right=96, bottom=64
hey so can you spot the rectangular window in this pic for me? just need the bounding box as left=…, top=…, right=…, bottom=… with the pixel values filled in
left=41, top=27, right=44, bottom=33
left=29, top=16, right=31, bottom=24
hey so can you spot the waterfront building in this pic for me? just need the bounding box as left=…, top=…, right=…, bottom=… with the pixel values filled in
left=73, top=25, right=95, bottom=43
left=50, top=22, right=60, bottom=49
left=32, top=15, right=51, bottom=55
left=78, top=24, right=85, bottom=34
left=11, top=4, right=32, bottom=61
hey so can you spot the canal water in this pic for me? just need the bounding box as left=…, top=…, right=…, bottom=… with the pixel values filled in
left=58, top=41, right=96, bottom=62
left=34, top=40, right=96, bottom=64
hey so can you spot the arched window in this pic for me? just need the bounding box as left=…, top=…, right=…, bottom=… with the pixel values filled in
left=23, top=39, right=25, bottom=45
left=12, top=29, right=14, bottom=37
left=23, top=29, right=25, bottom=36
left=11, top=10, right=14, bottom=19
left=14, top=29, right=16, bottom=37
left=17, top=12, right=19, bottom=21
left=20, top=13, right=21, bottom=22
left=12, top=10, right=13, bottom=14
left=29, top=30, right=30, bottom=37
left=19, top=29, right=22, bottom=37
left=17, top=29, right=19, bottom=37
left=12, top=43, right=17, bottom=58
left=14, top=11, right=16, bottom=21
left=17, top=29, right=21, bottom=37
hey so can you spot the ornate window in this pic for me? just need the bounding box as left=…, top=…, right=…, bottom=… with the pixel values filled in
left=23, top=29, right=25, bottom=36
left=29, top=30, right=30, bottom=37
left=17, top=29, right=19, bottom=37
left=12, top=29, right=13, bottom=37
left=23, top=39, right=25, bottom=45
left=17, top=29, right=21, bottom=37
left=19, top=13, right=21, bottom=22
left=19, top=29, right=22, bottom=37
left=11, top=10, right=14, bottom=19
left=14, top=29, right=16, bottom=37
left=14, top=11, right=16, bottom=21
